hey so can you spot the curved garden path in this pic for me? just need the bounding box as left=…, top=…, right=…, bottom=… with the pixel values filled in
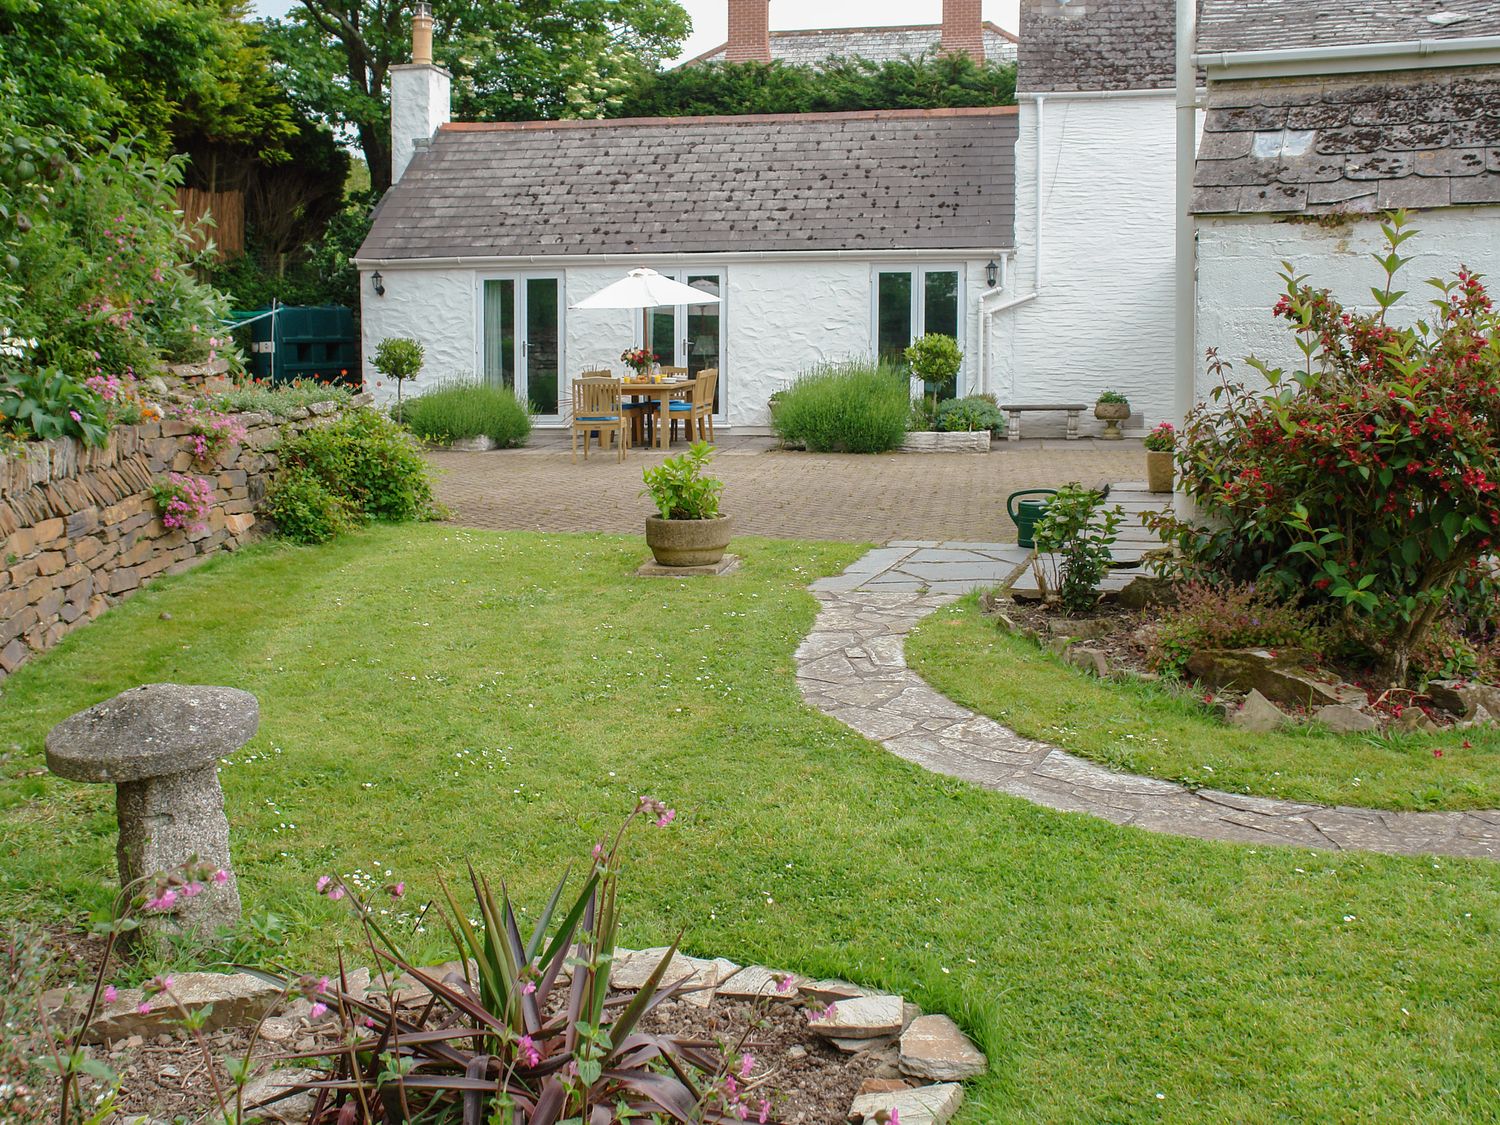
left=799, top=544, right=1500, bottom=860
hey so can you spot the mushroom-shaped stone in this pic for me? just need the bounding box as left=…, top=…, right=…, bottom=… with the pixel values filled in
left=46, top=684, right=257, bottom=943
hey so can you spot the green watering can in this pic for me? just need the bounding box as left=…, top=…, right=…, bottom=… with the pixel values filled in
left=1006, top=489, right=1057, bottom=549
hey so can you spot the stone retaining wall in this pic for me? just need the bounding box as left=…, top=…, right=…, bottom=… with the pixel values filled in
left=0, top=399, right=350, bottom=680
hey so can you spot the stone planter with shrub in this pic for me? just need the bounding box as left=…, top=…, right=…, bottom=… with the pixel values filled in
left=1094, top=391, right=1130, bottom=440
left=641, top=441, right=731, bottom=567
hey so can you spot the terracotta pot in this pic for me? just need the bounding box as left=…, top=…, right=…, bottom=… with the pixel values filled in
left=1146, top=449, right=1174, bottom=493
left=645, top=515, right=733, bottom=567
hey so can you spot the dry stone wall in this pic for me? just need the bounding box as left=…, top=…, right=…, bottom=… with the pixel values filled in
left=0, top=398, right=354, bottom=680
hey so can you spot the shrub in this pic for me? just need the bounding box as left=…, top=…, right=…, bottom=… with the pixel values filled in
left=172, top=403, right=247, bottom=468
left=1097, top=390, right=1129, bottom=405
left=1157, top=212, right=1500, bottom=682
left=1031, top=483, right=1124, bottom=614
left=212, top=377, right=352, bottom=418
left=936, top=395, right=1004, bottom=434
left=0, top=359, right=108, bottom=445
left=641, top=440, right=723, bottom=519
left=1149, top=580, right=1327, bottom=677
left=267, top=408, right=433, bottom=541
left=264, top=464, right=356, bottom=544
left=399, top=378, right=533, bottom=447
left=906, top=332, right=963, bottom=402
left=771, top=359, right=911, bottom=453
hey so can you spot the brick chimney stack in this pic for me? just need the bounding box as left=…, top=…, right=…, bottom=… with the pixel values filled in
left=725, top=0, right=772, bottom=63
left=941, top=0, right=985, bottom=61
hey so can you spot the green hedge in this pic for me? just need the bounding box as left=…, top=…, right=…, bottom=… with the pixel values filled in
left=399, top=379, right=533, bottom=448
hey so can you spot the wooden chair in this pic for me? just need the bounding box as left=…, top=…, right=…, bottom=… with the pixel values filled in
left=571, top=377, right=628, bottom=462
left=669, top=368, right=718, bottom=444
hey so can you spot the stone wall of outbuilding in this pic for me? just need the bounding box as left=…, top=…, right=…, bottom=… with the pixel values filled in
left=0, top=399, right=349, bottom=680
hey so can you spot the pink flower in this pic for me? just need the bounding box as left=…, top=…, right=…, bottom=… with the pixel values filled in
left=364, top=1016, right=377, bottom=1029
left=316, top=875, right=331, bottom=893
left=104, top=985, right=118, bottom=1003
left=162, top=976, right=174, bottom=990
left=137, top=1001, right=152, bottom=1015
left=389, top=881, right=405, bottom=898
left=758, top=1098, right=770, bottom=1124
left=181, top=882, right=204, bottom=898
left=213, top=869, right=229, bottom=885
left=807, top=1002, right=836, bottom=1023
left=522, top=980, right=537, bottom=996
left=656, top=808, right=676, bottom=828
left=889, top=1110, right=901, bottom=1125
left=519, top=1034, right=541, bottom=1067
left=315, top=976, right=330, bottom=995
left=592, top=842, right=605, bottom=861
left=328, top=885, right=346, bottom=901
left=309, top=1001, right=328, bottom=1020
left=775, top=974, right=795, bottom=994
left=739, top=1053, right=754, bottom=1078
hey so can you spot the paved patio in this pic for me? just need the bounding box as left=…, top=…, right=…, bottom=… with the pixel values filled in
left=429, top=435, right=1147, bottom=542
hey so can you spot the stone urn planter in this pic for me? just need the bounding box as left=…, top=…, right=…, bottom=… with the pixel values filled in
left=1094, top=398, right=1130, bottom=440
left=1146, top=449, right=1174, bottom=492
left=645, top=515, right=733, bottom=567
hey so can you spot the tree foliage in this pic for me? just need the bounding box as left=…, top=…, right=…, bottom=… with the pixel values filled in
left=613, top=53, right=1017, bottom=119
left=266, top=0, right=691, bottom=193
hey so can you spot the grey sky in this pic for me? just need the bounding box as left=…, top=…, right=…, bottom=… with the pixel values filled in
left=248, top=1, right=1022, bottom=63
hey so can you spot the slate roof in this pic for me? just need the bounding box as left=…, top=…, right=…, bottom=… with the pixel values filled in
left=1192, top=66, right=1500, bottom=215
left=357, top=108, right=1017, bottom=261
left=1018, top=0, right=1180, bottom=93
left=686, top=23, right=1019, bottom=67
left=1198, top=0, right=1500, bottom=55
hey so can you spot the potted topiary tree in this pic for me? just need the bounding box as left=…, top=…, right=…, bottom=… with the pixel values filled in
left=373, top=336, right=425, bottom=419
left=640, top=441, right=732, bottom=566
left=1094, top=390, right=1130, bottom=440
left=1144, top=421, right=1175, bottom=492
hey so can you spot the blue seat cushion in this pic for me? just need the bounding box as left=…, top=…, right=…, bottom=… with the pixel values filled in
left=621, top=401, right=650, bottom=409
left=668, top=401, right=693, bottom=412
left=577, top=415, right=620, bottom=423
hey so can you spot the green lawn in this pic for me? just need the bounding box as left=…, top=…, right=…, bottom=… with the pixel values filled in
left=907, top=597, right=1500, bottom=812
left=2, top=527, right=1498, bottom=1122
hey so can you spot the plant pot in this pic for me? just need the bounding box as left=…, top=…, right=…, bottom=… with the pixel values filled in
left=1145, top=449, right=1174, bottom=493
left=645, top=515, right=733, bottom=567
left=1094, top=400, right=1130, bottom=440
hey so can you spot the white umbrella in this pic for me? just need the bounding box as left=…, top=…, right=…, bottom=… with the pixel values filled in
left=569, top=268, right=721, bottom=311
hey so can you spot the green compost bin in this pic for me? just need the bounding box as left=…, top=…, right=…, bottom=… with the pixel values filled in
left=232, top=305, right=359, bottom=386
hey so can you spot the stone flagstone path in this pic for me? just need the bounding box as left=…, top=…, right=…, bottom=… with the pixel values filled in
left=801, top=543, right=1500, bottom=860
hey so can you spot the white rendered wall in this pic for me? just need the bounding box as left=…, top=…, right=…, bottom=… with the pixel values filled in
left=1196, top=208, right=1500, bottom=401
left=390, top=64, right=451, bottom=185
left=359, top=257, right=991, bottom=429
left=989, top=94, right=1179, bottom=436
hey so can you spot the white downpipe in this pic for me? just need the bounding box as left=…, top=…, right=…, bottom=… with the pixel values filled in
left=1034, top=94, right=1046, bottom=294
left=1174, top=0, right=1198, bottom=514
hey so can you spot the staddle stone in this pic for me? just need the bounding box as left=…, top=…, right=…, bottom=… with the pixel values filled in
left=46, top=684, right=258, bottom=943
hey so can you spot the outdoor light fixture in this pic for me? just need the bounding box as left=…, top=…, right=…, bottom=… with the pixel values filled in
left=371, top=271, right=385, bottom=297
left=985, top=259, right=999, bottom=288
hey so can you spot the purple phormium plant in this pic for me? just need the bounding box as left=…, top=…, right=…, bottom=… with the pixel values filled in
left=284, top=797, right=773, bottom=1124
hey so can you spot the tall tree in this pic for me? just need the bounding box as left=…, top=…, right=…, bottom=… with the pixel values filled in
left=265, top=0, right=690, bottom=194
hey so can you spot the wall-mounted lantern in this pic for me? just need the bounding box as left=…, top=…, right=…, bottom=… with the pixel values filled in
left=984, top=259, right=999, bottom=289
left=371, top=271, right=386, bottom=297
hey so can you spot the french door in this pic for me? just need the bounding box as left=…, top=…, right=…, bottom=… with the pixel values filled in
left=874, top=267, right=963, bottom=400
left=643, top=270, right=725, bottom=419
left=478, top=275, right=562, bottom=420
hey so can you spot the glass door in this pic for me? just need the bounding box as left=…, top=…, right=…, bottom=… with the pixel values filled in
left=479, top=274, right=563, bottom=421
left=874, top=267, right=962, bottom=399
left=645, top=271, right=725, bottom=419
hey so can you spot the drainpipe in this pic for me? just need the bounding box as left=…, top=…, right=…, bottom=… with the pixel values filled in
left=1034, top=94, right=1046, bottom=294
left=1174, top=0, right=1197, bottom=430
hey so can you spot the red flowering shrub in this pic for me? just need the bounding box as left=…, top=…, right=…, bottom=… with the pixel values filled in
left=1159, top=213, right=1500, bottom=682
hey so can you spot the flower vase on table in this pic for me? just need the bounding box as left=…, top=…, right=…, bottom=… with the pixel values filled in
left=621, top=347, right=657, bottom=382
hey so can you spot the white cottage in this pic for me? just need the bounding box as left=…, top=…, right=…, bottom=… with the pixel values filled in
left=356, top=1, right=1017, bottom=433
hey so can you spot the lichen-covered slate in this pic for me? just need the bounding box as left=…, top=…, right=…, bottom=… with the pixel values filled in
left=1192, top=67, right=1500, bottom=216
left=1018, top=0, right=1180, bottom=94
left=1198, top=0, right=1500, bottom=54
left=688, top=23, right=1019, bottom=67
left=357, top=108, right=1016, bottom=260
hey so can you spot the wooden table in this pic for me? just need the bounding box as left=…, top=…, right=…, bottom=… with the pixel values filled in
left=621, top=378, right=695, bottom=450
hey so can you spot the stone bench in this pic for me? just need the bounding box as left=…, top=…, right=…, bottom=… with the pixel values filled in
left=997, top=403, right=1088, bottom=442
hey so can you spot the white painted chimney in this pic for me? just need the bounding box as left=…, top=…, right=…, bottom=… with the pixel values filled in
left=390, top=2, right=451, bottom=185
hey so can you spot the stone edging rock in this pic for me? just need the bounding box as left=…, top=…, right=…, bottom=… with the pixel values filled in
left=796, top=579, right=1500, bottom=861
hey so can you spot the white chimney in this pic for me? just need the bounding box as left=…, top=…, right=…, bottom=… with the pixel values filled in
left=390, top=2, right=451, bottom=185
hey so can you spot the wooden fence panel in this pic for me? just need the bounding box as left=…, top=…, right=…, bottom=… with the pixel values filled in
left=175, top=188, right=244, bottom=261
